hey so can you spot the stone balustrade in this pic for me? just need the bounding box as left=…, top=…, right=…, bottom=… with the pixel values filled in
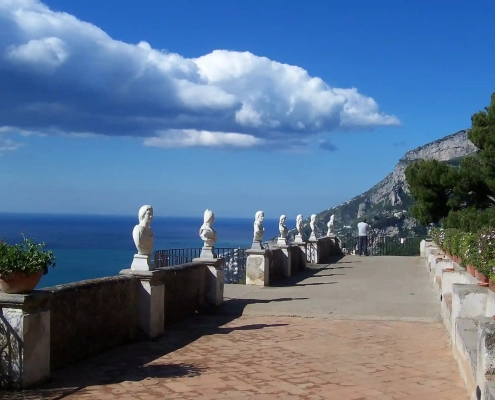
left=420, top=239, right=495, bottom=400
left=0, top=262, right=213, bottom=390
left=0, top=206, right=341, bottom=389
left=245, top=235, right=340, bottom=286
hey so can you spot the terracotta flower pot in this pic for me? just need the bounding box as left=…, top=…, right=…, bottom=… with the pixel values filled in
left=466, top=264, right=476, bottom=277
left=476, top=270, right=489, bottom=284
left=489, top=278, right=495, bottom=293
left=0, top=271, right=43, bottom=294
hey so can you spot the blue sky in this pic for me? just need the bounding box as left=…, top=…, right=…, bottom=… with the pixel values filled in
left=0, top=0, right=494, bottom=219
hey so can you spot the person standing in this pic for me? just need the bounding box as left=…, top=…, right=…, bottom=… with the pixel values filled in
left=357, top=218, right=371, bottom=256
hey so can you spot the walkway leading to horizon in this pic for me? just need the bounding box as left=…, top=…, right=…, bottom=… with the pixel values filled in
left=7, top=256, right=468, bottom=400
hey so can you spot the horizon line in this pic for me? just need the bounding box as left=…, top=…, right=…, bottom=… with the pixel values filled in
left=0, top=211, right=281, bottom=220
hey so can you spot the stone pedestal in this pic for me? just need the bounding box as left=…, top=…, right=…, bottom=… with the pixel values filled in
left=246, top=248, right=270, bottom=286
left=131, top=254, right=153, bottom=271
left=277, top=236, right=287, bottom=246
left=294, top=234, right=304, bottom=244
left=309, top=233, right=317, bottom=241
left=0, top=291, right=52, bottom=389
left=120, top=269, right=165, bottom=338
left=193, top=257, right=224, bottom=306
left=200, top=246, right=216, bottom=259
left=275, top=244, right=291, bottom=277
left=251, top=240, right=264, bottom=250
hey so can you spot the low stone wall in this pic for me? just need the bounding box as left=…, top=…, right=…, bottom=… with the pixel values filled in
left=45, top=276, right=140, bottom=370
left=160, top=263, right=207, bottom=325
left=0, top=261, right=219, bottom=389
left=422, top=240, right=495, bottom=400
left=269, top=249, right=284, bottom=282
left=291, top=245, right=304, bottom=272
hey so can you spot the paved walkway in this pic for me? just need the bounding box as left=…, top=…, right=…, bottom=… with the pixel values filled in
left=5, top=256, right=468, bottom=400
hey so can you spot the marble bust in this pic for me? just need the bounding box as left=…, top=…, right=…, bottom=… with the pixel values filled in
left=296, top=214, right=303, bottom=236
left=279, top=215, right=288, bottom=238
left=309, top=214, right=318, bottom=240
left=310, top=214, right=316, bottom=234
left=253, top=211, right=264, bottom=242
left=327, top=214, right=335, bottom=236
left=199, top=209, right=217, bottom=248
left=132, top=205, right=154, bottom=256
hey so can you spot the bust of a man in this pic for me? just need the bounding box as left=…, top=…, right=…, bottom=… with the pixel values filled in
left=310, top=214, right=317, bottom=235
left=327, top=214, right=334, bottom=235
left=296, top=214, right=303, bottom=236
left=279, top=215, right=288, bottom=238
left=199, top=209, right=217, bottom=247
left=132, top=205, right=154, bottom=256
left=254, top=211, right=264, bottom=242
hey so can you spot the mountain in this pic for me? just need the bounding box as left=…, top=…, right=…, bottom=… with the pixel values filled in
left=286, top=129, right=478, bottom=240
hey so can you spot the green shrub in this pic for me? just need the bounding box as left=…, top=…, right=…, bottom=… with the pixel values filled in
left=0, top=234, right=56, bottom=278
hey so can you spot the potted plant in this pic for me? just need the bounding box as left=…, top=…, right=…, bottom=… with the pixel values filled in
left=0, top=234, right=56, bottom=294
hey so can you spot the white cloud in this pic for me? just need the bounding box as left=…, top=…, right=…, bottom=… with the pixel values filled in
left=144, top=129, right=265, bottom=149
left=0, top=0, right=400, bottom=150
left=0, top=137, right=22, bottom=151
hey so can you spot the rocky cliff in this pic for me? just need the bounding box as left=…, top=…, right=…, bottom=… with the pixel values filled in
left=286, top=129, right=477, bottom=240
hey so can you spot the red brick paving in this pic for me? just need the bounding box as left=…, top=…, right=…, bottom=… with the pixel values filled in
left=3, top=314, right=468, bottom=400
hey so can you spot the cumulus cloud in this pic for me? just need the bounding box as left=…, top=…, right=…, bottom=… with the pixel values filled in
left=144, top=129, right=264, bottom=149
left=0, top=0, right=400, bottom=149
left=319, top=140, right=338, bottom=152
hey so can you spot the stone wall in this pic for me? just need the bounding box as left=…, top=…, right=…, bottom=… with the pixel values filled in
left=45, top=276, right=140, bottom=370
left=0, top=260, right=218, bottom=390
left=422, top=241, right=495, bottom=399
left=269, top=249, right=283, bottom=282
left=160, top=263, right=207, bottom=325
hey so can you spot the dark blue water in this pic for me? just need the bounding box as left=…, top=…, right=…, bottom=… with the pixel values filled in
left=0, top=213, right=279, bottom=288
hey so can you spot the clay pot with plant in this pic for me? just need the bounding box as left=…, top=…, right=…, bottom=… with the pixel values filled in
left=0, top=235, right=56, bottom=294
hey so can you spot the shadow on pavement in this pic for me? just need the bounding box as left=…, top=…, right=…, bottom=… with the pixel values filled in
left=9, top=298, right=300, bottom=400
left=294, top=282, right=337, bottom=287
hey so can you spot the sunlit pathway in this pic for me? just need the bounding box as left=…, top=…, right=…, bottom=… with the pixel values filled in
left=6, top=257, right=468, bottom=400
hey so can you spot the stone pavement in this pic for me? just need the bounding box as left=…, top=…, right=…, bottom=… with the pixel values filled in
left=2, top=256, right=468, bottom=400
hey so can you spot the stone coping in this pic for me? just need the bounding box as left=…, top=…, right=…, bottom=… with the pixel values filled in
left=155, top=262, right=205, bottom=273
left=0, top=290, right=52, bottom=312
left=44, top=275, right=135, bottom=294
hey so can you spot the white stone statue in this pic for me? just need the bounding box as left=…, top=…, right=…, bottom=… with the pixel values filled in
left=327, top=214, right=335, bottom=236
left=310, top=214, right=317, bottom=237
left=277, top=214, right=288, bottom=245
left=199, top=209, right=217, bottom=247
left=296, top=214, right=303, bottom=236
left=133, top=205, right=154, bottom=256
left=279, top=215, right=288, bottom=238
left=253, top=211, right=264, bottom=242
left=199, top=209, right=217, bottom=258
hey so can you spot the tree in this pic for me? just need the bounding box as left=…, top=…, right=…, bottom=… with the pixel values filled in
left=468, top=92, right=495, bottom=196
left=405, top=159, right=459, bottom=225
left=405, top=92, right=495, bottom=228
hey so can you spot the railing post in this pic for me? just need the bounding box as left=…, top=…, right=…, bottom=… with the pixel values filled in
left=0, top=291, right=52, bottom=389
left=273, top=243, right=292, bottom=278
left=192, top=255, right=225, bottom=306
left=246, top=248, right=271, bottom=286
left=120, top=269, right=166, bottom=338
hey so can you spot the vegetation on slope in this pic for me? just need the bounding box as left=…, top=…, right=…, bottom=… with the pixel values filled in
left=405, top=92, right=495, bottom=231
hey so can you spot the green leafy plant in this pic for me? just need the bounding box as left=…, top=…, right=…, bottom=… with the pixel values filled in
left=0, top=234, right=56, bottom=278
left=478, top=227, right=495, bottom=278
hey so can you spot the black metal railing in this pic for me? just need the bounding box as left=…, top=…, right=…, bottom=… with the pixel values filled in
left=154, top=247, right=248, bottom=284
left=339, top=235, right=423, bottom=256
left=154, top=248, right=202, bottom=267
left=306, top=241, right=317, bottom=263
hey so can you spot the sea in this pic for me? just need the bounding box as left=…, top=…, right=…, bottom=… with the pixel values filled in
left=0, top=213, right=280, bottom=288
